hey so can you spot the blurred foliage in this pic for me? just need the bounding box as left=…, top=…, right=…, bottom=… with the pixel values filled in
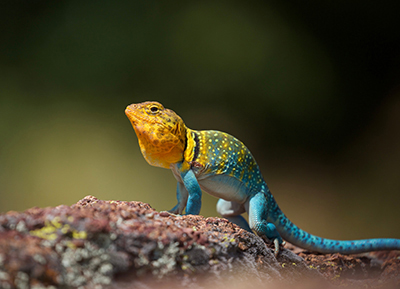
left=0, top=0, right=399, bottom=238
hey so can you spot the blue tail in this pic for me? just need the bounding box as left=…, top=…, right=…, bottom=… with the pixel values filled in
left=272, top=207, right=400, bottom=254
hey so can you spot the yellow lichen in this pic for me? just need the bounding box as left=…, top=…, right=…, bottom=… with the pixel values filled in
left=72, top=230, right=87, bottom=240
left=29, top=217, right=87, bottom=241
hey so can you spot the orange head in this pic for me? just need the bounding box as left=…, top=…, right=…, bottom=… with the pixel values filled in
left=125, top=101, right=188, bottom=168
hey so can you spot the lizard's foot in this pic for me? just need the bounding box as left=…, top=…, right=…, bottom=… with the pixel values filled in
left=168, top=204, right=184, bottom=215
left=253, top=221, right=284, bottom=257
left=223, top=215, right=253, bottom=233
left=164, top=210, right=182, bottom=217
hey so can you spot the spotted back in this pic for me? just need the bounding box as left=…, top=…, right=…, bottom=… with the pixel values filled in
left=125, top=101, right=187, bottom=168
left=191, top=130, right=267, bottom=193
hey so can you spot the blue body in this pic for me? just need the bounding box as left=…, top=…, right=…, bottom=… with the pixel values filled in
left=169, top=130, right=400, bottom=254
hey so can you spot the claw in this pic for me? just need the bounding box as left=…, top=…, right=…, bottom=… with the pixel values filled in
left=273, top=238, right=280, bottom=257
left=273, top=240, right=286, bottom=257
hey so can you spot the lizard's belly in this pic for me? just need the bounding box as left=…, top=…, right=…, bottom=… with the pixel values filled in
left=197, top=174, right=250, bottom=204
left=170, top=163, right=251, bottom=204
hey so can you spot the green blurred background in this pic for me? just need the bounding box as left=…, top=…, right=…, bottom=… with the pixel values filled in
left=1, top=1, right=399, bottom=239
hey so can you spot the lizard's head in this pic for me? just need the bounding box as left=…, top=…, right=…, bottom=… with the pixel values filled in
left=125, top=101, right=187, bottom=168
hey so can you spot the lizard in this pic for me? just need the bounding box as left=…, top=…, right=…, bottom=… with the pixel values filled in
left=125, top=101, right=400, bottom=255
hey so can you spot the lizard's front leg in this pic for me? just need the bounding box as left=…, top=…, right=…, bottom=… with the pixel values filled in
left=248, top=192, right=283, bottom=256
left=169, top=163, right=202, bottom=215
left=169, top=182, right=188, bottom=214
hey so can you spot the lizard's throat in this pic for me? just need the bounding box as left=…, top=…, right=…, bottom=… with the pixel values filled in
left=136, top=133, right=186, bottom=169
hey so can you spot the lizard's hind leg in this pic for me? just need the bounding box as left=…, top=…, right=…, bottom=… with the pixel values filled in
left=248, top=193, right=284, bottom=255
left=216, top=199, right=252, bottom=232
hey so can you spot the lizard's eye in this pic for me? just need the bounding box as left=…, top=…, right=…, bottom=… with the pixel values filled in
left=150, top=106, right=159, bottom=113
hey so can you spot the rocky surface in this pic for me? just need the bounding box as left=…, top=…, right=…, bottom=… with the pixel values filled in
left=0, top=196, right=398, bottom=288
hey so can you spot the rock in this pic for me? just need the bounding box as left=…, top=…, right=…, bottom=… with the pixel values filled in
left=0, top=196, right=398, bottom=288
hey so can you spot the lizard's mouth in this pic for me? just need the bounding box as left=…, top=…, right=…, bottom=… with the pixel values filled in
left=125, top=106, right=146, bottom=125
left=124, top=106, right=136, bottom=121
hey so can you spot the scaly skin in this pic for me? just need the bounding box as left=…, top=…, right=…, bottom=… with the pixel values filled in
left=125, top=101, right=400, bottom=255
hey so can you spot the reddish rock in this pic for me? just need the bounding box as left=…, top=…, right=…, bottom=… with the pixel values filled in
left=0, top=196, right=398, bottom=288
